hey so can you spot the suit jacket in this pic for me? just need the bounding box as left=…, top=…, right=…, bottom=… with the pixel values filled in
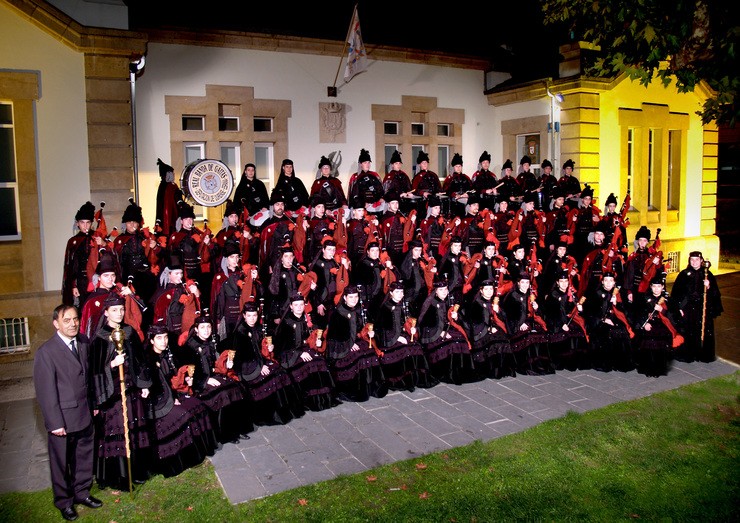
left=33, top=333, right=92, bottom=433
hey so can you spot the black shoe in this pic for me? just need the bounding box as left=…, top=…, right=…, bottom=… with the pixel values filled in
left=60, top=506, right=78, bottom=521
left=75, top=496, right=102, bottom=509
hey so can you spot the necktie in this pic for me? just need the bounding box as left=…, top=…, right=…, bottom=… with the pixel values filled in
left=70, top=339, right=79, bottom=361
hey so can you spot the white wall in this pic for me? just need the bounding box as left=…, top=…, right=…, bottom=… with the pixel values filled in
left=134, top=43, right=498, bottom=225
left=0, top=3, right=90, bottom=291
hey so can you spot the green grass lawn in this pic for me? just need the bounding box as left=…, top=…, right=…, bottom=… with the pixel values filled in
left=2, top=372, right=738, bottom=522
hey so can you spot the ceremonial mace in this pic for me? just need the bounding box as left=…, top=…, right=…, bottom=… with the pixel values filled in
left=109, top=327, right=134, bottom=496
left=701, top=260, right=711, bottom=346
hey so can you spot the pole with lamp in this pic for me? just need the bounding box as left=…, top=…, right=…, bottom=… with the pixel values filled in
left=545, top=80, right=564, bottom=173
left=129, top=56, right=146, bottom=204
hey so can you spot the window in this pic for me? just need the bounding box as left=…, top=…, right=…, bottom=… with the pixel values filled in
left=384, top=145, right=399, bottom=172
left=411, top=123, right=425, bottom=136
left=254, top=117, right=273, bottom=133
left=220, top=143, right=240, bottom=181
left=667, top=130, right=681, bottom=210
left=665, top=251, right=680, bottom=275
left=0, top=317, right=30, bottom=354
left=437, top=145, right=449, bottom=178
left=184, top=142, right=205, bottom=164
left=437, top=124, right=450, bottom=137
left=182, top=115, right=204, bottom=131
left=384, top=122, right=399, bottom=135
left=255, top=143, right=274, bottom=192
left=0, top=102, right=20, bottom=240
left=219, top=117, right=239, bottom=132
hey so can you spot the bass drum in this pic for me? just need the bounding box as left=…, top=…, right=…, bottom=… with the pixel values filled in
left=180, top=159, right=234, bottom=207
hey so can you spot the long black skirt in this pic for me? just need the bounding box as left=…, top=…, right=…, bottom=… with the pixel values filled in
left=286, top=348, right=335, bottom=411
left=591, top=323, right=634, bottom=372
left=329, top=340, right=387, bottom=402
left=549, top=326, right=590, bottom=371
left=94, top=391, right=152, bottom=489
left=635, top=324, right=674, bottom=377
left=151, top=397, right=218, bottom=478
left=195, top=375, right=252, bottom=442
left=424, top=330, right=477, bottom=385
left=242, top=362, right=305, bottom=425
left=510, top=328, right=554, bottom=375
left=378, top=341, right=436, bottom=391
left=471, top=330, right=516, bottom=380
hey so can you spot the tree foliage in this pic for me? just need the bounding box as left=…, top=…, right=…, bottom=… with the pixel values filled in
left=541, top=0, right=739, bottom=126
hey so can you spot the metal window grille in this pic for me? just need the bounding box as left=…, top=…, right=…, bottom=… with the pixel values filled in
left=0, top=317, right=30, bottom=354
left=665, top=251, right=680, bottom=275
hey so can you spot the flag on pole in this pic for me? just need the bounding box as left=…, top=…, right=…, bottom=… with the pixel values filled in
left=344, top=6, right=367, bottom=82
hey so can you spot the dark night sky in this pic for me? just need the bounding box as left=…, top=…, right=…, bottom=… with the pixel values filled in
left=125, top=0, right=566, bottom=81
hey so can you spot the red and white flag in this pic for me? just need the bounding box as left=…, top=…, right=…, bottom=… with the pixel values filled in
left=344, top=5, right=367, bottom=82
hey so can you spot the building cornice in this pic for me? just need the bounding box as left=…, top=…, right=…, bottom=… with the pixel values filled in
left=142, top=27, right=491, bottom=71
left=4, top=0, right=146, bottom=56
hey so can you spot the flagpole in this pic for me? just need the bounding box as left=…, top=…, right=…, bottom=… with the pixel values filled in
left=330, top=4, right=358, bottom=96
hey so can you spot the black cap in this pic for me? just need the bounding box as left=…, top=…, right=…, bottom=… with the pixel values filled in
left=427, top=195, right=441, bottom=208
left=95, top=253, right=117, bottom=275
left=166, top=253, right=184, bottom=271
left=177, top=200, right=195, bottom=220
left=563, top=159, right=575, bottom=170
left=318, top=156, right=331, bottom=169
left=157, top=158, right=174, bottom=179
left=520, top=155, right=532, bottom=165
left=580, top=184, right=594, bottom=199
left=635, top=226, right=651, bottom=241
left=122, top=198, right=143, bottom=223
left=358, top=148, right=371, bottom=163
left=281, top=158, right=294, bottom=167
left=416, top=150, right=430, bottom=164
left=451, top=153, right=463, bottom=166
left=75, top=201, right=95, bottom=222
left=224, top=199, right=240, bottom=217
left=390, top=150, right=402, bottom=164
left=541, top=159, right=553, bottom=169
left=605, top=193, right=618, bottom=206
left=223, top=242, right=241, bottom=257
left=502, top=159, right=513, bottom=171
left=104, top=292, right=125, bottom=308
left=389, top=281, right=404, bottom=291
left=479, top=151, right=491, bottom=163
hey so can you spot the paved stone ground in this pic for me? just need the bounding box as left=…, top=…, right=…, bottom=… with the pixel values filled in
left=210, top=359, right=738, bottom=503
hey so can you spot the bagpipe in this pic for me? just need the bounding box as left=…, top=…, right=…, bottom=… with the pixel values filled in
left=637, top=228, right=664, bottom=294
left=418, top=241, right=438, bottom=293
left=461, top=253, right=483, bottom=295
left=438, top=216, right=464, bottom=257
left=565, top=273, right=589, bottom=342
left=237, top=263, right=259, bottom=311
left=259, top=297, right=278, bottom=364
left=607, top=286, right=635, bottom=338
left=524, top=292, right=548, bottom=332
left=177, top=279, right=201, bottom=346
left=84, top=202, right=114, bottom=282
left=401, top=209, right=419, bottom=252
left=332, top=251, right=351, bottom=305
left=526, top=245, right=543, bottom=295
left=115, top=280, right=146, bottom=342
left=357, top=285, right=384, bottom=358
left=446, top=302, right=472, bottom=351
left=401, top=299, right=418, bottom=343
left=379, top=250, right=397, bottom=294
left=641, top=293, right=685, bottom=348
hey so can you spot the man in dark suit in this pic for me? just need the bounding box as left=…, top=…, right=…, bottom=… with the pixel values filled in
left=34, top=304, right=103, bottom=521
